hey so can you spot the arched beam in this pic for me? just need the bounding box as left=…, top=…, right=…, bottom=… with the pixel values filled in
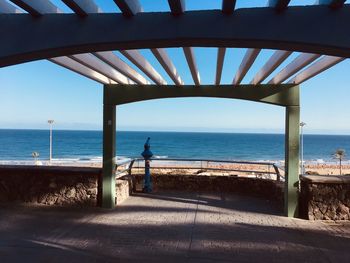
left=104, top=84, right=299, bottom=107
left=1, top=6, right=350, bottom=67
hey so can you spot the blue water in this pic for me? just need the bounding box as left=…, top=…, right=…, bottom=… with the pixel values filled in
left=0, top=129, right=349, bottom=162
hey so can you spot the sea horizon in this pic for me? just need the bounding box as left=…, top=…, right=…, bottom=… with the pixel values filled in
left=1, top=128, right=350, bottom=136
left=0, top=129, right=349, bottom=164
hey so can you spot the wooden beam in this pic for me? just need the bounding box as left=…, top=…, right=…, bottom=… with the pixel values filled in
left=260, top=0, right=333, bottom=86
left=222, top=0, right=236, bottom=14
left=0, top=0, right=21, bottom=13
left=168, top=1, right=198, bottom=85
left=113, top=0, right=142, bottom=17
left=251, top=50, right=292, bottom=85
left=288, top=56, right=345, bottom=84
left=268, top=0, right=291, bottom=11
left=4, top=8, right=350, bottom=68
left=1, top=0, right=110, bottom=84
left=183, top=47, right=200, bottom=86
left=12, top=0, right=134, bottom=84
left=10, top=0, right=61, bottom=16
left=62, top=0, right=101, bottom=17
left=151, top=48, right=184, bottom=86
left=233, top=49, right=261, bottom=85
left=120, top=50, right=167, bottom=85
left=168, top=0, right=185, bottom=15
left=70, top=53, right=133, bottom=84
left=317, top=0, right=346, bottom=9
left=215, top=48, right=226, bottom=85
left=268, top=53, right=320, bottom=84
left=113, top=0, right=167, bottom=85
left=94, top=51, right=149, bottom=85
left=49, top=57, right=116, bottom=84
left=61, top=1, right=145, bottom=84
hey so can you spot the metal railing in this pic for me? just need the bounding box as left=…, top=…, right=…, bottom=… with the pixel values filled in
left=115, top=157, right=282, bottom=181
left=115, top=158, right=135, bottom=179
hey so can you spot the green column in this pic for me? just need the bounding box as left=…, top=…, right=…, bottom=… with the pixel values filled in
left=285, top=105, right=300, bottom=217
left=102, top=104, right=116, bottom=208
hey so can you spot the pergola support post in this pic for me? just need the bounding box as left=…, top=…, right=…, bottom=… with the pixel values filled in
left=102, top=95, right=116, bottom=208
left=285, top=105, right=300, bottom=217
left=102, top=84, right=300, bottom=216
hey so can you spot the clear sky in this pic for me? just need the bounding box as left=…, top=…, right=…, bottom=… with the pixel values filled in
left=1, top=0, right=350, bottom=134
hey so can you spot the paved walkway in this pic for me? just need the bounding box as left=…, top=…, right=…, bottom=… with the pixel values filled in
left=0, top=191, right=350, bottom=262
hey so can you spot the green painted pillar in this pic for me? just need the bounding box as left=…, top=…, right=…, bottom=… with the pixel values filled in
left=102, top=103, right=116, bottom=208
left=285, top=105, right=300, bottom=217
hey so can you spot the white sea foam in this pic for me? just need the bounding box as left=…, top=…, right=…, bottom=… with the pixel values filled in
left=0, top=154, right=138, bottom=166
left=1, top=157, right=349, bottom=167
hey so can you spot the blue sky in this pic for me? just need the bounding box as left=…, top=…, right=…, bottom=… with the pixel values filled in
left=1, top=0, right=350, bottom=134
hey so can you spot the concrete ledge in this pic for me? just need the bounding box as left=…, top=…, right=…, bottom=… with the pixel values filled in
left=301, top=175, right=350, bottom=184
left=0, top=165, right=102, bottom=175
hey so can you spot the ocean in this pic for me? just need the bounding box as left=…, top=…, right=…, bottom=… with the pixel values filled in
left=0, top=129, right=349, bottom=164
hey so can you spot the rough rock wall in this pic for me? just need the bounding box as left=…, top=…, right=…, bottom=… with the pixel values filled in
left=0, top=166, right=101, bottom=206
left=300, top=175, right=350, bottom=220
left=133, top=173, right=283, bottom=205
left=116, top=179, right=130, bottom=204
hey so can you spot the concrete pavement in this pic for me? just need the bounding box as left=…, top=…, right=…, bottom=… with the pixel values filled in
left=0, top=191, right=349, bottom=262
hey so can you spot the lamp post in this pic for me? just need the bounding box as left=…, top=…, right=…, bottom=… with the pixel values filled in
left=300, top=122, right=306, bottom=175
left=48, top=120, right=54, bottom=163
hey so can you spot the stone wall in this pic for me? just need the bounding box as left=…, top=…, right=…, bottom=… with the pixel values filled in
left=0, top=166, right=131, bottom=207
left=0, top=165, right=102, bottom=206
left=0, top=166, right=282, bottom=208
left=133, top=173, right=283, bottom=206
left=300, top=175, right=350, bottom=220
left=116, top=178, right=130, bottom=204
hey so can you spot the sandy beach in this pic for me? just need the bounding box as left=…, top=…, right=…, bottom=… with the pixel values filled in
left=2, top=159, right=349, bottom=178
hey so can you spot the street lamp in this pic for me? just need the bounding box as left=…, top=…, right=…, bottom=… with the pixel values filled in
left=48, top=120, right=54, bottom=163
left=300, top=122, right=306, bottom=175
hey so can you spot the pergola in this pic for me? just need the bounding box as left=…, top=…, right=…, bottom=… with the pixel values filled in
left=1, top=0, right=349, bottom=217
